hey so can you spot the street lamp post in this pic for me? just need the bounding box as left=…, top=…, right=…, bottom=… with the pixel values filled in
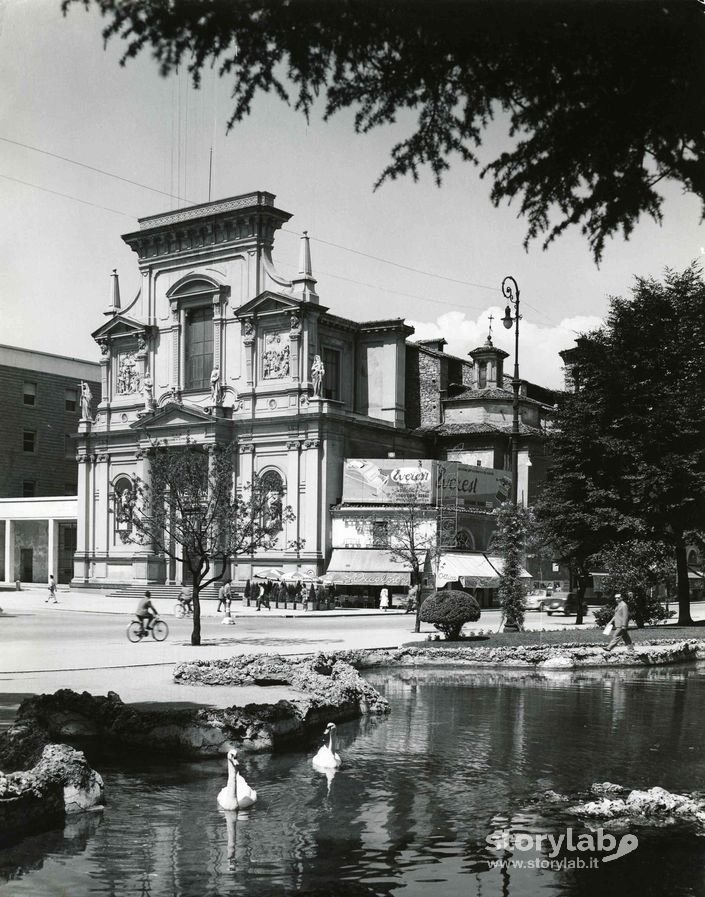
left=501, top=276, right=521, bottom=506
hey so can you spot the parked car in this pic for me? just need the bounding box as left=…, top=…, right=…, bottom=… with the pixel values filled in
left=542, top=591, right=589, bottom=616
left=525, top=589, right=551, bottom=611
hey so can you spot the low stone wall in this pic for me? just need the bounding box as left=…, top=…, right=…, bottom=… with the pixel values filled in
left=329, top=639, right=705, bottom=670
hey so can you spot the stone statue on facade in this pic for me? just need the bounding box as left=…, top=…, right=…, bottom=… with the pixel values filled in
left=210, top=364, right=222, bottom=405
left=143, top=369, right=154, bottom=411
left=311, top=355, right=325, bottom=397
left=80, top=382, right=93, bottom=419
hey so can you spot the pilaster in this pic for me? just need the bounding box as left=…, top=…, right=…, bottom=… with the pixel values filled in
left=3, top=520, right=14, bottom=583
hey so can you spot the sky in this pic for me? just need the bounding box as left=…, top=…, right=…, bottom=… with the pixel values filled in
left=1, top=1, right=703, bottom=389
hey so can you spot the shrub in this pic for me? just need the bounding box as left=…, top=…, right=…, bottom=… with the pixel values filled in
left=420, top=589, right=481, bottom=640
left=593, top=592, right=673, bottom=629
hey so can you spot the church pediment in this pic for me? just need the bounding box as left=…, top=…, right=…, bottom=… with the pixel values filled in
left=92, top=314, right=150, bottom=343
left=130, top=401, right=214, bottom=431
left=234, top=291, right=328, bottom=319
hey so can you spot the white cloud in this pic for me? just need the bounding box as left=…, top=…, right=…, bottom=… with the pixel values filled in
left=408, top=308, right=605, bottom=390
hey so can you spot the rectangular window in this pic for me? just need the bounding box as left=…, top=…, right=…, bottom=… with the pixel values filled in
left=65, top=388, right=78, bottom=412
left=185, top=307, right=214, bottom=390
left=477, top=362, right=487, bottom=389
left=22, top=480, right=36, bottom=497
left=322, top=347, right=341, bottom=401
left=372, top=520, right=389, bottom=548
left=23, top=430, right=36, bottom=453
left=23, top=382, right=36, bottom=406
left=64, top=434, right=74, bottom=458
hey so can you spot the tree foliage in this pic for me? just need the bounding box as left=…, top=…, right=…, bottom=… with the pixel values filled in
left=63, top=0, right=705, bottom=262
left=536, top=266, right=705, bottom=625
left=420, top=589, right=481, bottom=641
left=124, top=440, right=295, bottom=645
left=592, top=540, right=674, bottom=629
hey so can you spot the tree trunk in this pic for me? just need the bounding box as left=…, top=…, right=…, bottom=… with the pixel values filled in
left=412, top=570, right=422, bottom=633
left=191, top=579, right=202, bottom=646
left=573, top=562, right=585, bottom=625
left=674, top=533, right=693, bottom=626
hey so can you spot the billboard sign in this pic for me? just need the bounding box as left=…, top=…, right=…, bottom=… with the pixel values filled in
left=437, top=461, right=511, bottom=509
left=343, top=459, right=435, bottom=504
left=343, top=459, right=510, bottom=509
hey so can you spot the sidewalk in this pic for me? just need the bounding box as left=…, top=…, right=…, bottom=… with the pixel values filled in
left=0, top=585, right=408, bottom=618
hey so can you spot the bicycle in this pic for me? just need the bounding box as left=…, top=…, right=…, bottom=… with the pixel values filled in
left=126, top=615, right=169, bottom=642
left=173, top=600, right=193, bottom=618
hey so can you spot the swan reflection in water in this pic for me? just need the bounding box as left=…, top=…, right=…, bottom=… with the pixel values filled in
left=220, top=807, right=254, bottom=872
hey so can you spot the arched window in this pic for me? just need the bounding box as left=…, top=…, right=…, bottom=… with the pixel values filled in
left=260, top=470, right=284, bottom=534
left=167, top=276, right=225, bottom=393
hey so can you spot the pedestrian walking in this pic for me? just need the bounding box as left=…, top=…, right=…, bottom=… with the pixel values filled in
left=379, top=586, right=389, bottom=611
left=217, top=580, right=232, bottom=613
left=46, top=574, right=58, bottom=604
left=604, top=593, right=634, bottom=651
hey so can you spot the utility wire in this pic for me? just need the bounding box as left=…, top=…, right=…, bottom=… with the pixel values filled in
left=1, top=135, right=558, bottom=324
left=0, top=135, right=195, bottom=204
left=0, top=173, right=137, bottom=220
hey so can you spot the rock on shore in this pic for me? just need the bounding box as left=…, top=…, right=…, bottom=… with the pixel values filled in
left=570, top=785, right=705, bottom=825
left=0, top=744, right=103, bottom=846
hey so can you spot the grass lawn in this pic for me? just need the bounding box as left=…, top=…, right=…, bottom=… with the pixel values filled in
left=439, top=623, right=705, bottom=650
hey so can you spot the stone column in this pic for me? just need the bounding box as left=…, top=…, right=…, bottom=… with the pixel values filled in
left=179, top=308, right=187, bottom=395
left=98, top=340, right=110, bottom=406
left=303, top=439, right=321, bottom=556
left=242, top=320, right=256, bottom=386
left=47, top=518, right=58, bottom=581
left=289, top=313, right=301, bottom=382
left=73, top=455, right=91, bottom=583
left=239, top=443, right=255, bottom=487
left=285, top=440, right=301, bottom=551
left=4, top=520, right=14, bottom=583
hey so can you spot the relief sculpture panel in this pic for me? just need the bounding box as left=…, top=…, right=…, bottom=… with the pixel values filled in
left=263, top=332, right=290, bottom=379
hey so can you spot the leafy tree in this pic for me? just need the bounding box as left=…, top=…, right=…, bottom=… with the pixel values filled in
left=386, top=485, right=440, bottom=634
left=489, top=503, right=531, bottom=631
left=592, top=540, right=674, bottom=628
left=123, top=440, right=296, bottom=645
left=63, top=0, right=705, bottom=262
left=420, top=589, right=481, bottom=641
left=538, top=267, right=705, bottom=625
left=534, top=347, right=642, bottom=624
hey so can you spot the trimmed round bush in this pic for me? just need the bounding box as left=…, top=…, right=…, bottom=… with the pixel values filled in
left=420, top=589, right=481, bottom=640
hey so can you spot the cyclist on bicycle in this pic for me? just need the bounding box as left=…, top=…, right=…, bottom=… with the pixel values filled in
left=177, top=588, right=193, bottom=615
left=136, top=590, right=158, bottom=635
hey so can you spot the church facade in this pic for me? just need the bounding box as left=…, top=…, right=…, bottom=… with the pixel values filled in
left=73, top=192, right=430, bottom=587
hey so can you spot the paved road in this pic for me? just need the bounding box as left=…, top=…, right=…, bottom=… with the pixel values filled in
left=0, top=586, right=698, bottom=715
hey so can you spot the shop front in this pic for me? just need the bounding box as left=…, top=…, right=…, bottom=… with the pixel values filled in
left=324, top=548, right=419, bottom=608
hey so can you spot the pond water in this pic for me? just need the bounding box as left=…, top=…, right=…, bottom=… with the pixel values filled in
left=3, top=664, right=705, bottom=897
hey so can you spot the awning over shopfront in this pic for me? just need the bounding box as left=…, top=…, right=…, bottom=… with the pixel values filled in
left=436, top=553, right=532, bottom=588
left=325, top=549, right=418, bottom=586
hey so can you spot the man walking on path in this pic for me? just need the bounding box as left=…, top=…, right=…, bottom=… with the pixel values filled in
left=46, top=574, right=58, bottom=604
left=217, top=581, right=232, bottom=614
left=604, top=593, right=634, bottom=651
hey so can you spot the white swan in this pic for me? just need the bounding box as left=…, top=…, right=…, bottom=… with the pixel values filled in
left=312, top=722, right=342, bottom=770
left=217, top=749, right=257, bottom=810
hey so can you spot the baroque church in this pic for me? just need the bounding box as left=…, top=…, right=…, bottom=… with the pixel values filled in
left=74, top=191, right=555, bottom=589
